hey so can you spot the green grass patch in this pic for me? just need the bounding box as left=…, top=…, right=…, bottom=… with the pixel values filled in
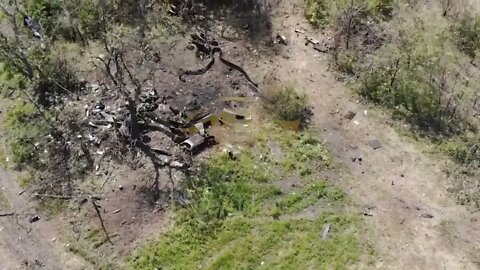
left=304, top=0, right=394, bottom=28
left=130, top=132, right=369, bottom=269
left=38, top=198, right=66, bottom=217
left=18, top=174, right=33, bottom=189
left=130, top=213, right=364, bottom=270
left=274, top=181, right=346, bottom=215
left=273, top=130, right=331, bottom=176
left=268, top=85, right=308, bottom=122
left=4, top=100, right=49, bottom=168
left=0, top=148, right=9, bottom=169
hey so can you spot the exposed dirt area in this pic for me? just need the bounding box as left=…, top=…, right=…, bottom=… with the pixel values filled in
left=1, top=0, right=480, bottom=269
left=0, top=168, right=91, bottom=270
left=256, top=0, right=480, bottom=269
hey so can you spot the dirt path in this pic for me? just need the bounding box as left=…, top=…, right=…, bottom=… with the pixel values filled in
left=258, top=0, right=480, bottom=269
left=0, top=168, right=91, bottom=270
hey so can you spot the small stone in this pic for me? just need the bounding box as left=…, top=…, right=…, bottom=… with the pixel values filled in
left=28, top=215, right=40, bottom=223
left=119, top=185, right=124, bottom=191
left=344, top=111, right=356, bottom=120
left=368, top=139, right=382, bottom=150
left=420, top=213, right=434, bottom=218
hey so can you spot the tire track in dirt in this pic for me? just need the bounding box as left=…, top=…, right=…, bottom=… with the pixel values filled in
left=258, top=0, right=480, bottom=269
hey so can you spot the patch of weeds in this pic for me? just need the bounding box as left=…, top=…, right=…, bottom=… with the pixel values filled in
left=268, top=85, right=309, bottom=122
left=440, top=137, right=480, bottom=168
left=275, top=181, right=346, bottom=215
left=4, top=100, right=49, bottom=168
left=17, top=174, right=33, bottom=189
left=366, top=0, right=395, bottom=17
left=334, top=48, right=360, bottom=76
left=305, top=0, right=394, bottom=29
left=276, top=131, right=331, bottom=175
left=85, top=228, right=108, bottom=249
left=147, top=15, right=187, bottom=43
left=0, top=148, right=9, bottom=169
left=186, top=151, right=279, bottom=227
left=130, top=145, right=369, bottom=269
left=304, top=0, right=331, bottom=28
left=38, top=198, right=66, bottom=217
left=454, top=15, right=480, bottom=58
left=0, top=188, right=10, bottom=208
left=438, top=219, right=457, bottom=240
left=68, top=243, right=117, bottom=270
left=0, top=62, right=26, bottom=96
left=130, top=213, right=364, bottom=270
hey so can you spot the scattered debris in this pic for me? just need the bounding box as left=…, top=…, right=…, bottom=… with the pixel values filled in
left=306, top=37, right=320, bottom=45
left=294, top=28, right=306, bottom=34
left=28, top=215, right=40, bottom=223
left=313, top=43, right=328, bottom=53
left=226, top=145, right=241, bottom=160
left=181, top=134, right=206, bottom=151
left=23, top=15, right=43, bottom=39
left=420, top=213, right=434, bottom=219
left=34, top=259, right=44, bottom=267
left=168, top=4, right=178, bottom=16
left=351, top=157, right=363, bottom=162
left=344, top=111, right=356, bottom=120
left=171, top=190, right=189, bottom=207
left=322, top=223, right=331, bottom=239
left=368, top=139, right=382, bottom=150
left=180, top=33, right=259, bottom=90
left=276, top=33, right=288, bottom=45
left=363, top=205, right=375, bottom=216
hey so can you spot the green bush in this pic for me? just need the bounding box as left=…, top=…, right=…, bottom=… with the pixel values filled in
left=455, top=16, right=480, bottom=58
left=269, top=85, right=308, bottom=121
left=186, top=151, right=277, bottom=229
left=129, top=134, right=367, bottom=269
left=304, top=0, right=395, bottom=28
left=305, top=0, right=331, bottom=28
left=335, top=49, right=360, bottom=75
left=4, top=101, right=49, bottom=167
left=367, top=0, right=394, bottom=17
left=27, top=0, right=63, bottom=34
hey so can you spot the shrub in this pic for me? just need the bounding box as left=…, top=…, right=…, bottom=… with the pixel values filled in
left=367, top=0, right=394, bottom=17
left=4, top=101, right=49, bottom=168
left=27, top=0, right=63, bottom=34
left=305, top=0, right=331, bottom=28
left=334, top=49, right=360, bottom=75
left=455, top=16, right=480, bottom=58
left=269, top=85, right=308, bottom=121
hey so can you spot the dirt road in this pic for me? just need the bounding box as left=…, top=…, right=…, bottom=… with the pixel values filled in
left=0, top=168, right=90, bottom=270
left=258, top=0, right=480, bottom=269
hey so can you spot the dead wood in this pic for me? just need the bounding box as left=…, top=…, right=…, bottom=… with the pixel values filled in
left=91, top=199, right=113, bottom=245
